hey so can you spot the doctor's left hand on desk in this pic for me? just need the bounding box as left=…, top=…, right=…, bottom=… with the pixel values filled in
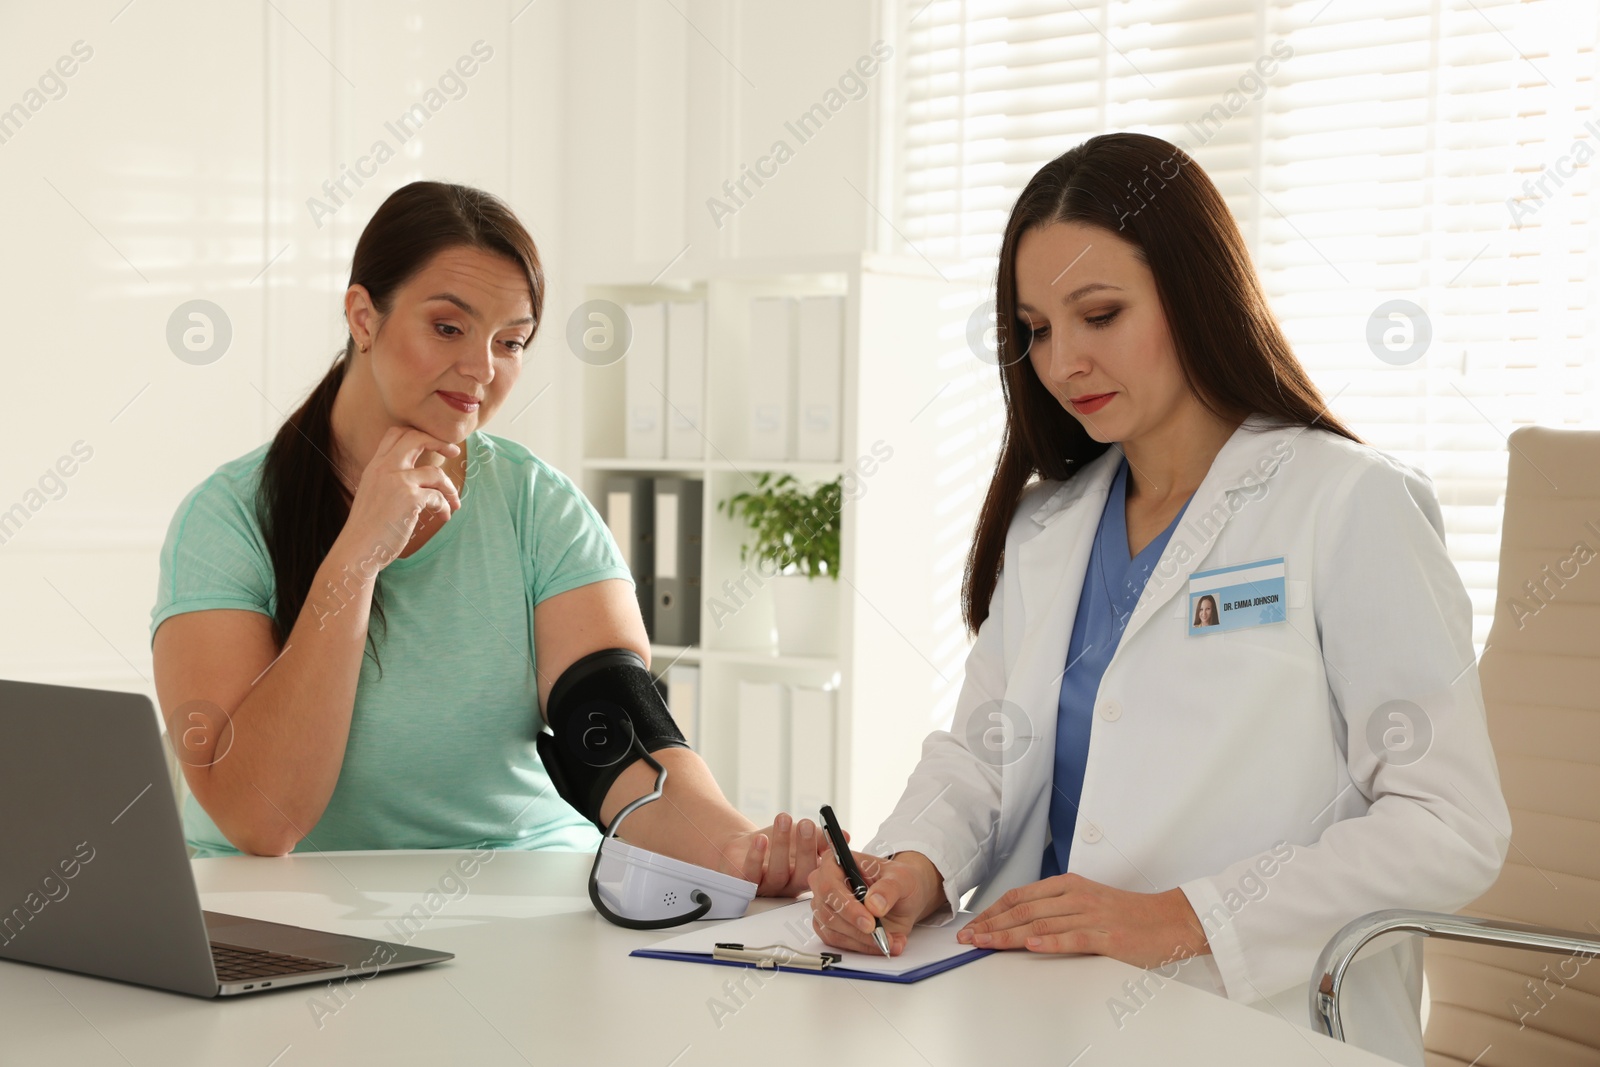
left=956, top=874, right=1211, bottom=968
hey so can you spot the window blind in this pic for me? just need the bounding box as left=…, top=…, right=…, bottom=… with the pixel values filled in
left=897, top=0, right=1600, bottom=651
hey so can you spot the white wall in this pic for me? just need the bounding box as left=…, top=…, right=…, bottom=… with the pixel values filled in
left=0, top=0, right=891, bottom=698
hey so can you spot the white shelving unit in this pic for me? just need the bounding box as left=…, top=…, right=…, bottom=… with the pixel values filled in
left=576, top=253, right=971, bottom=834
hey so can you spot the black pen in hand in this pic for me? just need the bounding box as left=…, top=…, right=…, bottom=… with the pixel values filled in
left=818, top=805, right=891, bottom=957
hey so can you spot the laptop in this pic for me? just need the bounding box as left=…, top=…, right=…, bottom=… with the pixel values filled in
left=0, top=678, right=453, bottom=996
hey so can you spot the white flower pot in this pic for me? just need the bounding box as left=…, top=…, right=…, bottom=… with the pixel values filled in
left=770, top=573, right=840, bottom=657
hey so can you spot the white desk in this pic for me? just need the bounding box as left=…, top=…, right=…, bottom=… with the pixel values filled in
left=0, top=850, right=1397, bottom=1066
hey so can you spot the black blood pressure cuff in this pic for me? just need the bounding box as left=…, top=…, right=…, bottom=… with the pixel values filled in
left=534, top=648, right=689, bottom=830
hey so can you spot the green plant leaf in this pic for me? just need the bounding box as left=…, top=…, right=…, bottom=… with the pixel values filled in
left=716, top=471, right=843, bottom=580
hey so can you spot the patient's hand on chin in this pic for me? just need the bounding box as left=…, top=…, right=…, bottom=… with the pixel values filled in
left=721, top=813, right=836, bottom=897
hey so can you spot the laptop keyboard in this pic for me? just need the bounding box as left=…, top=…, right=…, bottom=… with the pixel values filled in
left=210, top=940, right=345, bottom=984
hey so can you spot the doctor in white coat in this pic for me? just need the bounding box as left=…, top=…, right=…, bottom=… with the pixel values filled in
left=807, top=133, right=1510, bottom=1066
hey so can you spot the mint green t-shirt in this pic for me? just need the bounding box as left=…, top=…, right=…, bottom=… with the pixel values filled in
left=150, top=431, right=629, bottom=858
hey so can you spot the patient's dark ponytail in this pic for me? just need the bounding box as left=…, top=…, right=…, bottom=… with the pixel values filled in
left=256, top=181, right=546, bottom=674
left=258, top=356, right=370, bottom=660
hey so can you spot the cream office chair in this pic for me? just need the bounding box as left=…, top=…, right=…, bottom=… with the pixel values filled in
left=1313, top=426, right=1600, bottom=1066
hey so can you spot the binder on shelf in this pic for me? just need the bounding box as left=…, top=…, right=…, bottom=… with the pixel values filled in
left=651, top=477, right=703, bottom=647
left=736, top=680, right=788, bottom=823
left=795, top=296, right=844, bottom=462
left=624, top=302, right=666, bottom=459
left=747, top=297, right=795, bottom=460
left=603, top=475, right=654, bottom=635
left=665, top=664, right=700, bottom=749
left=665, top=300, right=706, bottom=461
left=787, top=685, right=835, bottom=824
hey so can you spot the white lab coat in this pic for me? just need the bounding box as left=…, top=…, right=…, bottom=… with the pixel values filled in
left=871, top=414, right=1511, bottom=1066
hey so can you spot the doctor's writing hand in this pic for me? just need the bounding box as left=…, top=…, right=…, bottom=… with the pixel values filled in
left=807, top=849, right=942, bottom=956
left=723, top=813, right=832, bottom=898
left=956, top=873, right=1209, bottom=968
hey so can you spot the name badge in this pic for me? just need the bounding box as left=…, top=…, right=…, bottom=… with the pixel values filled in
left=1187, top=557, right=1287, bottom=635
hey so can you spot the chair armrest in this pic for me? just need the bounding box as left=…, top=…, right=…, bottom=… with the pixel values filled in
left=1311, top=909, right=1600, bottom=1041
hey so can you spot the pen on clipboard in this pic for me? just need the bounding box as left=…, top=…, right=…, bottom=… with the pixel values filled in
left=818, top=804, right=891, bottom=957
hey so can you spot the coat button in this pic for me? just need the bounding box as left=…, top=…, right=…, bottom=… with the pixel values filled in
left=1079, top=821, right=1102, bottom=844
left=1099, top=701, right=1121, bottom=722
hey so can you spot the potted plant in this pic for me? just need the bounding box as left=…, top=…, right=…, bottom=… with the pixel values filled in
left=718, top=472, right=842, bottom=656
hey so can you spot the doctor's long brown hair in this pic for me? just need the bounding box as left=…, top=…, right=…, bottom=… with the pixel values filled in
left=962, top=132, right=1360, bottom=635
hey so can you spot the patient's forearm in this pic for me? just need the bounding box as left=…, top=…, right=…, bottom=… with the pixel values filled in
left=598, top=748, right=754, bottom=872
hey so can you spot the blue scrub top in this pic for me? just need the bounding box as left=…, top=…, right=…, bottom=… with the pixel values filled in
left=1042, top=456, right=1192, bottom=879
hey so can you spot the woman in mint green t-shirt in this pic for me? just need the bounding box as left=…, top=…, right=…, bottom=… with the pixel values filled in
left=150, top=181, right=823, bottom=897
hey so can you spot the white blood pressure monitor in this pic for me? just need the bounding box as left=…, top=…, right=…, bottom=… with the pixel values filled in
left=587, top=745, right=759, bottom=929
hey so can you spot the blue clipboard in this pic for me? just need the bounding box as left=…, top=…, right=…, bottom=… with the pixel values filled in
left=629, top=945, right=993, bottom=984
